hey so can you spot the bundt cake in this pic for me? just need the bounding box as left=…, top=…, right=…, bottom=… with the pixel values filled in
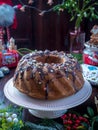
left=13, top=50, right=84, bottom=100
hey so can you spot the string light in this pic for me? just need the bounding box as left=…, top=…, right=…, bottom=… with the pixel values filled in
left=47, top=0, right=54, bottom=6
left=17, top=0, right=64, bottom=16
left=28, top=0, right=34, bottom=4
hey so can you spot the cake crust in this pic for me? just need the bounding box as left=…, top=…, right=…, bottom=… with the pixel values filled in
left=13, top=50, right=84, bottom=100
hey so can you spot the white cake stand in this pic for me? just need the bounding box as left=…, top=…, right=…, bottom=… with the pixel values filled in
left=4, top=78, right=92, bottom=119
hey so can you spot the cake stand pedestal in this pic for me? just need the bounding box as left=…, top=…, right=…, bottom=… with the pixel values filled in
left=4, top=78, right=92, bottom=119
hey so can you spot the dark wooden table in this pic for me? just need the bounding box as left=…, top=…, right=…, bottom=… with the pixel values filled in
left=0, top=68, right=98, bottom=123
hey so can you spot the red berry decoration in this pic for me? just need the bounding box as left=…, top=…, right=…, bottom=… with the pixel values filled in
left=61, top=113, right=89, bottom=130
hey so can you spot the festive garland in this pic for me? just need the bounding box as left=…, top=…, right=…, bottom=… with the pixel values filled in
left=17, top=48, right=33, bottom=56
left=0, top=104, right=98, bottom=130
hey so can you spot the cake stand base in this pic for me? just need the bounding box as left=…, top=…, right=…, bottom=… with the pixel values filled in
left=29, top=109, right=67, bottom=119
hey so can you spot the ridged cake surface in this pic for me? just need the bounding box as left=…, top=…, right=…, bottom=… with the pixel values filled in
left=13, top=50, right=84, bottom=100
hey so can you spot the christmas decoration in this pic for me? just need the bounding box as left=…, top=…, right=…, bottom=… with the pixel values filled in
left=1, top=50, right=19, bottom=68
left=8, top=37, right=17, bottom=51
left=0, top=0, right=24, bottom=48
left=0, top=4, right=15, bottom=27
left=0, top=0, right=24, bottom=28
left=0, top=39, right=4, bottom=52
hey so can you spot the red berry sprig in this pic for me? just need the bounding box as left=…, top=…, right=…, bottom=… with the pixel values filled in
left=61, top=113, right=89, bottom=130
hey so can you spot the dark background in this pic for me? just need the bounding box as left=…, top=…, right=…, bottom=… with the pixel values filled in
left=10, top=0, right=98, bottom=51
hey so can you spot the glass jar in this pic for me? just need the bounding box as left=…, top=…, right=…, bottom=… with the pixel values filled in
left=83, top=42, right=98, bottom=66
left=69, top=28, right=85, bottom=53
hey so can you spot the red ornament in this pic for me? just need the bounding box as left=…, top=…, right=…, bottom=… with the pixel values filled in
left=1, top=50, right=19, bottom=68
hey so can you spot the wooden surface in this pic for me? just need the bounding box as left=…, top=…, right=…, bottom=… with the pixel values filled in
left=0, top=68, right=98, bottom=122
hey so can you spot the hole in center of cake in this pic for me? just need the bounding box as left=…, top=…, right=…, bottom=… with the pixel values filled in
left=35, top=55, right=64, bottom=64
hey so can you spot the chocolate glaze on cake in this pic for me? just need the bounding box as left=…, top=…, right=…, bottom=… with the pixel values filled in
left=13, top=50, right=84, bottom=100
